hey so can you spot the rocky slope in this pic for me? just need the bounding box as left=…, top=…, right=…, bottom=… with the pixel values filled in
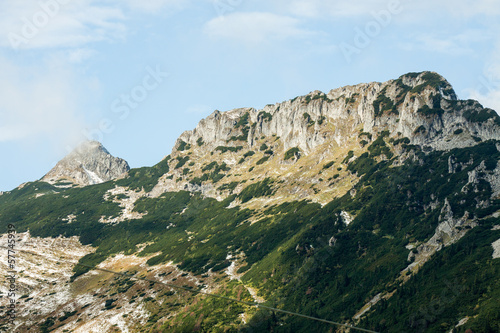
left=146, top=71, right=500, bottom=208
left=41, top=141, right=130, bottom=187
left=0, top=72, right=499, bottom=333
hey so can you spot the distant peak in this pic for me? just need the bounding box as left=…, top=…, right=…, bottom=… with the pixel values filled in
left=41, top=141, right=130, bottom=187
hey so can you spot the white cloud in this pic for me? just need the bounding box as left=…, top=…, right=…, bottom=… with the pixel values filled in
left=400, top=29, right=493, bottom=55
left=67, top=48, right=98, bottom=63
left=0, top=55, right=86, bottom=146
left=468, top=41, right=500, bottom=113
left=203, top=12, right=314, bottom=44
left=0, top=0, right=190, bottom=50
left=0, top=0, right=126, bottom=50
left=276, top=0, right=500, bottom=18
left=186, top=104, right=213, bottom=115
left=282, top=0, right=388, bottom=18
left=122, top=0, right=189, bottom=12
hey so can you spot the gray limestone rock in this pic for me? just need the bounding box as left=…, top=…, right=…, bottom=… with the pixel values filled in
left=41, top=141, right=130, bottom=186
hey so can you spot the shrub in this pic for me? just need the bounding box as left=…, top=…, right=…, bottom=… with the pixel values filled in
left=218, top=182, right=239, bottom=193
left=238, top=178, right=274, bottom=203
left=284, top=147, right=300, bottom=160
left=258, top=111, right=273, bottom=122
left=303, top=113, right=315, bottom=127
left=417, top=105, right=443, bottom=117
left=256, top=156, right=270, bottom=165
left=342, top=151, right=354, bottom=164
left=373, top=88, right=395, bottom=117
left=244, top=151, right=255, bottom=158
left=175, top=156, right=189, bottom=169
left=323, top=161, right=334, bottom=169
left=463, top=108, right=500, bottom=126
left=215, top=146, right=243, bottom=153
left=177, top=140, right=190, bottom=151
left=414, top=125, right=426, bottom=134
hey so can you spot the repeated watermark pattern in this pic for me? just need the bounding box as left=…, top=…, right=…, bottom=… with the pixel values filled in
left=213, top=0, right=244, bottom=17
left=63, top=65, right=168, bottom=154
left=475, top=72, right=500, bottom=97
left=340, top=0, right=404, bottom=64
left=9, top=0, right=72, bottom=49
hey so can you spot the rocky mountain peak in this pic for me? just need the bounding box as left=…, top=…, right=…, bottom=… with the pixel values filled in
left=41, top=141, right=130, bottom=187
left=176, top=71, right=497, bottom=154
left=156, top=72, right=500, bottom=206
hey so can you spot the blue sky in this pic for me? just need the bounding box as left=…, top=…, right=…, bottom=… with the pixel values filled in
left=0, top=0, right=499, bottom=191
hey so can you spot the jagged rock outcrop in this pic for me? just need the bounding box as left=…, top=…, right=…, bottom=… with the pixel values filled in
left=177, top=72, right=500, bottom=154
left=153, top=72, right=500, bottom=207
left=41, top=141, right=130, bottom=186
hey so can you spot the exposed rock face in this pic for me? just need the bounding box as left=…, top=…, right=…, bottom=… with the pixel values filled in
left=493, top=238, right=500, bottom=259
left=177, top=72, right=500, bottom=153
left=150, top=71, right=500, bottom=207
left=42, top=141, right=130, bottom=186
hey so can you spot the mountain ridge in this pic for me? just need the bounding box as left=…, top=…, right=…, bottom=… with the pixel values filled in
left=41, top=140, right=130, bottom=187
left=176, top=71, right=497, bottom=155
left=0, top=71, right=499, bottom=333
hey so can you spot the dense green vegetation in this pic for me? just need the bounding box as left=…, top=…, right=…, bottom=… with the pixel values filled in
left=258, top=111, right=273, bottom=122
left=177, top=140, right=191, bottom=151
left=410, top=72, right=449, bottom=94
left=229, top=112, right=251, bottom=142
left=322, top=161, right=334, bottom=169
left=373, top=88, right=395, bottom=117
left=284, top=147, right=300, bottom=160
left=238, top=178, right=274, bottom=203
left=256, top=156, right=270, bottom=165
left=191, top=161, right=230, bottom=185
left=304, top=93, right=333, bottom=104
left=215, top=146, right=243, bottom=153
left=303, top=112, right=315, bottom=127
left=464, top=107, right=500, bottom=126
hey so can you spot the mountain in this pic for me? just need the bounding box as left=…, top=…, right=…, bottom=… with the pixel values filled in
left=0, top=72, right=499, bottom=333
left=41, top=141, right=130, bottom=187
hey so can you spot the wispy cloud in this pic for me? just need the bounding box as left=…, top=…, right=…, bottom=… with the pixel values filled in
left=280, top=0, right=388, bottom=18
left=0, top=0, right=126, bottom=50
left=468, top=40, right=500, bottom=113
left=203, top=12, right=314, bottom=45
left=399, top=29, right=493, bottom=55
left=122, top=0, right=190, bottom=13
left=0, top=0, right=191, bottom=50
left=0, top=55, right=86, bottom=145
left=275, top=0, right=500, bottom=19
left=186, top=104, right=214, bottom=115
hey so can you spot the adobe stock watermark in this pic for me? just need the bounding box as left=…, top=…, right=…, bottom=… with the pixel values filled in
left=340, top=0, right=404, bottom=64
left=63, top=65, right=168, bottom=153
left=213, top=0, right=243, bottom=17
left=475, top=72, right=500, bottom=97
left=9, top=0, right=72, bottom=50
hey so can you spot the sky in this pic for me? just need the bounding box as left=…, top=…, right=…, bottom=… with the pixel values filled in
left=0, top=0, right=499, bottom=191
